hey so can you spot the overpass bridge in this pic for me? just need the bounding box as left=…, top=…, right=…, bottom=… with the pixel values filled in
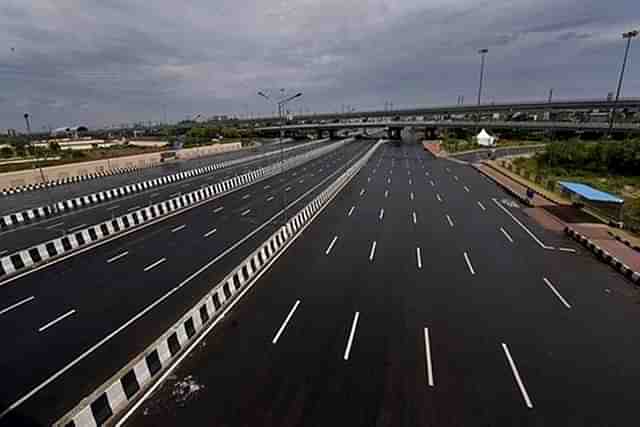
left=257, top=120, right=640, bottom=139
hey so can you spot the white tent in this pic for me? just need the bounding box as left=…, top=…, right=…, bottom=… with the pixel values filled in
left=476, top=129, right=496, bottom=147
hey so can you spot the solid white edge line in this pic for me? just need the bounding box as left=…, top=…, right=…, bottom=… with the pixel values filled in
left=343, top=312, right=360, bottom=360
left=543, top=277, right=572, bottom=309
left=463, top=251, right=475, bottom=275
left=67, top=224, right=87, bottom=233
left=369, top=241, right=377, bottom=262
left=45, top=222, right=64, bottom=230
left=558, top=247, right=576, bottom=253
left=424, top=327, right=434, bottom=386
left=502, top=343, right=534, bottom=409
left=0, top=295, right=35, bottom=316
left=114, top=141, right=380, bottom=427
left=38, top=309, right=76, bottom=333
left=143, top=258, right=167, bottom=272
left=500, top=227, right=514, bottom=243
left=325, top=236, right=339, bottom=255
left=272, top=300, right=301, bottom=344
left=492, top=198, right=553, bottom=250
left=106, top=251, right=129, bottom=264
left=416, top=247, right=422, bottom=269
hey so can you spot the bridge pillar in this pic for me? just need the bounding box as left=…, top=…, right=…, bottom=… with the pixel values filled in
left=388, top=127, right=402, bottom=140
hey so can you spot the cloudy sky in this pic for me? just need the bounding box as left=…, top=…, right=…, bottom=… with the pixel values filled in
left=0, top=0, right=638, bottom=130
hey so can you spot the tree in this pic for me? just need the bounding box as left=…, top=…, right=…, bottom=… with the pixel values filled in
left=0, top=146, right=13, bottom=158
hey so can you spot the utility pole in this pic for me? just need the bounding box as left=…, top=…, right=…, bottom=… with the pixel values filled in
left=609, top=30, right=638, bottom=136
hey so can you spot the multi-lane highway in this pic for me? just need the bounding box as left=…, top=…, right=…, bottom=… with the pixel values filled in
left=0, top=140, right=326, bottom=255
left=124, top=143, right=640, bottom=426
left=0, top=139, right=371, bottom=426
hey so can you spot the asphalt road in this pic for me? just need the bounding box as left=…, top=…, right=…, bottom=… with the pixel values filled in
left=0, top=140, right=306, bottom=214
left=126, top=142, right=640, bottom=427
left=0, top=140, right=329, bottom=255
left=0, top=139, right=371, bottom=427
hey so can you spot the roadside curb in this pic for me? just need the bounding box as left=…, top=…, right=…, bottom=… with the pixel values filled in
left=0, top=139, right=330, bottom=231
left=473, top=164, right=533, bottom=207
left=608, top=231, right=640, bottom=254
left=53, top=140, right=386, bottom=427
left=565, top=227, right=640, bottom=285
left=0, top=139, right=350, bottom=283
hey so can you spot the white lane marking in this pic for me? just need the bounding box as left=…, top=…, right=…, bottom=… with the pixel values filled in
left=344, top=312, right=360, bottom=360
left=241, top=209, right=251, bottom=216
left=379, top=208, right=384, bottom=220
left=285, top=186, right=292, bottom=192
left=409, top=191, right=415, bottom=201
left=412, top=211, right=417, bottom=224
left=203, top=228, right=217, bottom=238
left=502, top=343, right=534, bottom=409
left=107, top=205, right=120, bottom=211
left=446, top=215, right=454, bottom=227
left=369, top=241, right=377, bottom=262
left=492, top=198, right=553, bottom=250
left=169, top=192, right=179, bottom=198
left=384, top=189, right=389, bottom=198
left=543, top=277, right=572, bottom=309
left=409, top=178, right=413, bottom=185
left=241, top=194, right=251, bottom=200
left=424, top=327, right=434, bottom=386
left=464, top=185, right=470, bottom=193
left=67, top=224, right=87, bottom=232
left=416, top=247, right=422, bottom=269
left=38, top=309, right=76, bottom=333
left=477, top=201, right=486, bottom=211
left=348, top=206, right=355, bottom=217
left=45, top=222, right=64, bottom=230
left=263, top=185, right=271, bottom=189
left=367, top=177, right=371, bottom=182
left=325, top=236, right=339, bottom=255
left=106, top=251, right=129, bottom=264
left=454, top=175, right=459, bottom=181
left=171, top=225, right=186, bottom=233
left=430, top=180, right=435, bottom=186
left=267, top=196, right=275, bottom=202
left=463, top=251, right=475, bottom=275
left=360, top=188, right=365, bottom=196
left=0, top=296, right=35, bottom=316
left=558, top=247, right=577, bottom=253
left=127, top=206, right=141, bottom=212
left=149, top=192, right=160, bottom=198
left=500, top=227, right=514, bottom=243
left=436, top=194, right=442, bottom=202
left=387, top=178, right=391, bottom=184
left=213, top=206, right=224, bottom=213
left=272, top=300, right=301, bottom=344
left=299, top=179, right=304, bottom=183
left=143, top=257, right=167, bottom=272
left=425, top=171, right=429, bottom=176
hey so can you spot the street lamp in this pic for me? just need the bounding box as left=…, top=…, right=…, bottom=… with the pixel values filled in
left=609, top=30, right=638, bottom=135
left=258, top=90, right=303, bottom=224
left=477, top=48, right=489, bottom=106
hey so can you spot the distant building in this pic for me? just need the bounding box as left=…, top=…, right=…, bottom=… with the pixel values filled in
left=51, top=125, right=88, bottom=138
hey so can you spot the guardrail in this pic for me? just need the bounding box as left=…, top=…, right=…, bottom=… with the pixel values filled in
left=0, top=139, right=331, bottom=231
left=0, top=138, right=351, bottom=282
left=53, top=139, right=385, bottom=427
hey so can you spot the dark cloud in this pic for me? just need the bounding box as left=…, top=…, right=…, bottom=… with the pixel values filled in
left=0, top=0, right=638, bottom=130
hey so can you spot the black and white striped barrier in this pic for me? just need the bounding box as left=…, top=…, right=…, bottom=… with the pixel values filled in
left=565, top=227, right=640, bottom=285
left=0, top=139, right=330, bottom=231
left=53, top=139, right=385, bottom=427
left=608, top=231, right=640, bottom=253
left=0, top=139, right=349, bottom=282
left=1, top=167, right=139, bottom=196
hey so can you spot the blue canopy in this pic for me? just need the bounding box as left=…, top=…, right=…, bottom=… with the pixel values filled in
left=558, top=181, right=624, bottom=204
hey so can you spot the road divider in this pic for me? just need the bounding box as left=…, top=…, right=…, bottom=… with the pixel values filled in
left=565, top=227, right=640, bottom=286
left=53, top=139, right=385, bottom=427
left=0, top=138, right=353, bottom=284
left=0, top=138, right=331, bottom=232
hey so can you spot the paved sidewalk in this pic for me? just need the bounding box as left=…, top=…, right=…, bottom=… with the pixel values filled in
left=476, top=161, right=640, bottom=280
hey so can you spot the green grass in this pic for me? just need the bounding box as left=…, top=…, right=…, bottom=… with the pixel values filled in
left=513, top=156, right=640, bottom=230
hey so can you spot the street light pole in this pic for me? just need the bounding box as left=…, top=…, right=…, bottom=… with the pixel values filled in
left=477, top=48, right=489, bottom=106
left=609, top=30, right=638, bottom=136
